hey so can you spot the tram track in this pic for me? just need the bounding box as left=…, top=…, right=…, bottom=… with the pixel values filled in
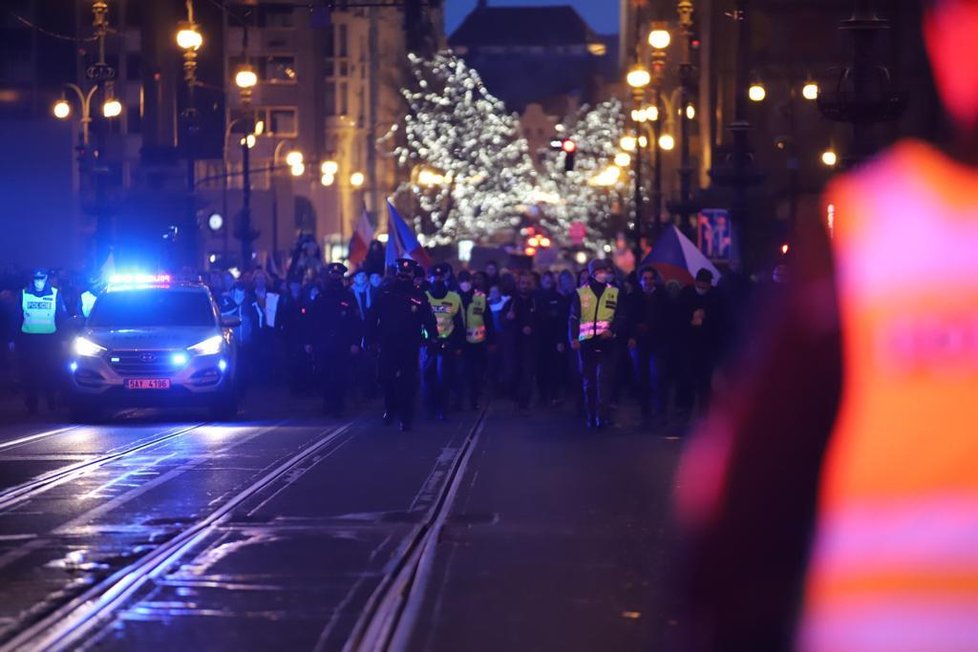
left=0, top=420, right=358, bottom=652
left=0, top=421, right=209, bottom=513
left=341, top=409, right=487, bottom=652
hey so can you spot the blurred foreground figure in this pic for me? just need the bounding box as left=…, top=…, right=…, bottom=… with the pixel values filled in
left=677, top=2, right=978, bottom=650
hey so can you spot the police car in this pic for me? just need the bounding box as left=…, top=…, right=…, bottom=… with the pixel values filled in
left=68, top=274, right=239, bottom=420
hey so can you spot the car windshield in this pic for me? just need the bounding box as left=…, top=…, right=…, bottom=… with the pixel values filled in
left=88, top=289, right=216, bottom=328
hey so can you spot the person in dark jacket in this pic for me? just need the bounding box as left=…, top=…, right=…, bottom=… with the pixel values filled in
left=676, top=268, right=727, bottom=418
left=628, top=266, right=672, bottom=424
left=535, top=271, right=569, bottom=407
left=365, top=259, right=438, bottom=431
left=507, top=271, right=538, bottom=410
left=569, top=259, right=626, bottom=428
left=309, top=263, right=362, bottom=416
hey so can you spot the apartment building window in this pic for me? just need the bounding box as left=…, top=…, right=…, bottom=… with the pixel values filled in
left=261, top=55, right=297, bottom=83
left=229, top=107, right=298, bottom=136
left=338, top=24, right=348, bottom=58
left=258, top=4, right=295, bottom=28
left=325, top=82, right=337, bottom=116
left=269, top=108, right=297, bottom=136
left=339, top=82, right=348, bottom=116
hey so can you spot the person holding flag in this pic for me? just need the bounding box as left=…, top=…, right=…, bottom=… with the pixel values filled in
left=384, top=200, right=431, bottom=271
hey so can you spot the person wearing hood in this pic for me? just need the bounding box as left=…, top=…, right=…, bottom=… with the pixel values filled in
left=457, top=270, right=495, bottom=410
left=365, top=258, right=438, bottom=431
left=569, top=259, right=625, bottom=429
left=16, top=268, right=68, bottom=414
left=423, top=263, right=465, bottom=419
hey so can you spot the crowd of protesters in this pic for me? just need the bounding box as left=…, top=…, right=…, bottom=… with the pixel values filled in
left=0, top=244, right=775, bottom=426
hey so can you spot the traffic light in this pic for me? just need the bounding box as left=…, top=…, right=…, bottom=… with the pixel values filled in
left=561, top=139, right=577, bottom=172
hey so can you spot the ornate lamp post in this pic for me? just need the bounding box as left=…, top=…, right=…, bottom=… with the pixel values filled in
left=626, top=63, right=651, bottom=262
left=234, top=55, right=258, bottom=268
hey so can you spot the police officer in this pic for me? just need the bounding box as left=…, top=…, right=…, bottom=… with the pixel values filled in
left=569, top=259, right=624, bottom=429
left=311, top=262, right=362, bottom=416
left=458, top=270, right=494, bottom=410
left=423, top=263, right=465, bottom=419
left=365, top=259, right=437, bottom=431
left=17, top=268, right=68, bottom=414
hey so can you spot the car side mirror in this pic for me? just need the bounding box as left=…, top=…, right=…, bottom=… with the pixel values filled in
left=221, top=315, right=241, bottom=328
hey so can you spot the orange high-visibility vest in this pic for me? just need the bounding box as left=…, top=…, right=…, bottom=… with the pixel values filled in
left=800, top=141, right=978, bottom=651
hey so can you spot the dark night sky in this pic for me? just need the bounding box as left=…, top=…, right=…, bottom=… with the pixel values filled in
left=445, top=0, right=620, bottom=36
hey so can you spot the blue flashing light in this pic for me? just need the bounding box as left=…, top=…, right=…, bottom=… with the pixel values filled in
left=110, top=356, right=121, bottom=363
left=107, top=272, right=172, bottom=290
left=171, top=352, right=189, bottom=367
left=218, top=359, right=228, bottom=373
left=69, top=361, right=78, bottom=373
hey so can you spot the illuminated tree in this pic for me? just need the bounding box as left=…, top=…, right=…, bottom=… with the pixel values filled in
left=383, top=51, right=540, bottom=245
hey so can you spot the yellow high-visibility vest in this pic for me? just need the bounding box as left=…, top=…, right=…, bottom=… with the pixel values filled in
left=22, top=287, right=58, bottom=335
left=577, top=285, right=618, bottom=341
left=426, top=290, right=462, bottom=339
left=465, top=291, right=487, bottom=344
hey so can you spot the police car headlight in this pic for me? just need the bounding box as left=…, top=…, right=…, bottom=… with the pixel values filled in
left=188, top=335, right=224, bottom=356
left=74, top=336, right=106, bottom=357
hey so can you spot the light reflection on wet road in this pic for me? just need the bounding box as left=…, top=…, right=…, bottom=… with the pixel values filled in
left=0, top=400, right=680, bottom=651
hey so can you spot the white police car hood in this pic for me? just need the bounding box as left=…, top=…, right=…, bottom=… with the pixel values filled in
left=84, top=326, right=220, bottom=351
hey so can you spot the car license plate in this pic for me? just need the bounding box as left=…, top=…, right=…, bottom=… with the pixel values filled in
left=126, top=379, right=171, bottom=390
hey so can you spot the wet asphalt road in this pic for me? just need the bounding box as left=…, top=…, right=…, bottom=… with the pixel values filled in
left=0, top=394, right=682, bottom=651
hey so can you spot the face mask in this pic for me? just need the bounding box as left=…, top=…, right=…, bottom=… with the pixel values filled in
left=459, top=281, right=473, bottom=293
left=926, top=2, right=978, bottom=131
left=594, top=273, right=609, bottom=284
left=33, top=280, right=45, bottom=291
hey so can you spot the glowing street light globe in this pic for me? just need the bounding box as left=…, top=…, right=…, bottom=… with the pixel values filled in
left=614, top=152, right=631, bottom=167
left=53, top=100, right=71, bottom=119
left=626, top=65, right=651, bottom=89
left=207, top=213, right=224, bottom=231
left=685, top=104, right=696, bottom=120
left=102, top=99, right=123, bottom=118
left=234, top=66, right=258, bottom=89
left=320, top=160, right=338, bottom=175
left=176, top=25, right=203, bottom=51
left=648, top=29, right=671, bottom=50
left=350, top=172, right=365, bottom=188
left=802, top=82, right=819, bottom=101
left=620, top=135, right=637, bottom=152
left=821, top=149, right=838, bottom=167
left=320, top=173, right=335, bottom=187
left=658, top=134, right=676, bottom=151
left=290, top=162, right=305, bottom=177
left=285, top=150, right=303, bottom=167
left=748, top=83, right=767, bottom=102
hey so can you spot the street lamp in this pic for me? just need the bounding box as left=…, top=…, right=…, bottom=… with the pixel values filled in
left=626, top=64, right=652, bottom=90
left=615, top=152, right=631, bottom=167
left=648, top=28, right=672, bottom=50
left=350, top=172, right=365, bottom=188
left=285, top=150, right=303, bottom=167
left=802, top=80, right=819, bottom=101
left=53, top=98, right=71, bottom=119
left=749, top=80, right=767, bottom=102
left=102, top=97, right=122, bottom=118
left=620, top=135, right=637, bottom=152
left=659, top=134, right=676, bottom=151
left=821, top=149, right=838, bottom=167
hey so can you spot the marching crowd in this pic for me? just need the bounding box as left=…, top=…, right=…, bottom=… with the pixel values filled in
left=0, top=252, right=765, bottom=428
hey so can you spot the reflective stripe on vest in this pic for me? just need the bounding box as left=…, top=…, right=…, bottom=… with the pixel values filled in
left=577, top=285, right=618, bottom=341
left=426, top=291, right=462, bottom=339
left=465, top=292, right=487, bottom=343
left=80, top=291, right=97, bottom=318
left=800, top=141, right=978, bottom=650
left=22, top=287, right=58, bottom=334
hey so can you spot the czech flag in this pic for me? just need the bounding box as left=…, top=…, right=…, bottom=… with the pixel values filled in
left=640, top=225, right=721, bottom=286
left=384, top=200, right=431, bottom=270
left=348, top=204, right=374, bottom=267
